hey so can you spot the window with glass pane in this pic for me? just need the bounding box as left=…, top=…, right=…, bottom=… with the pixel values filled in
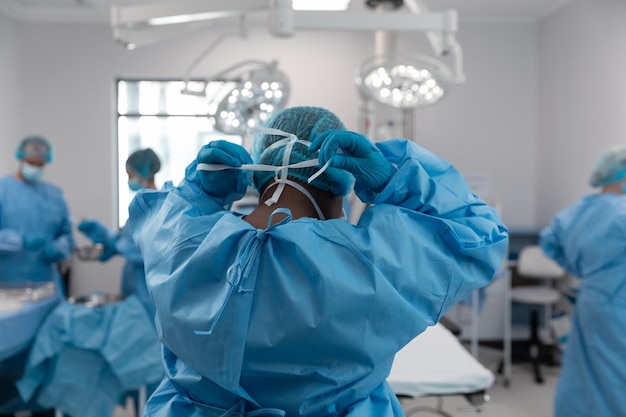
left=116, top=79, right=241, bottom=227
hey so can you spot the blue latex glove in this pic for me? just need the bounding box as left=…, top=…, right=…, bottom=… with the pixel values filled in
left=78, top=220, right=111, bottom=244
left=197, top=140, right=253, bottom=205
left=98, top=241, right=117, bottom=262
left=40, top=244, right=65, bottom=263
left=309, top=130, right=394, bottom=193
left=23, top=233, right=47, bottom=251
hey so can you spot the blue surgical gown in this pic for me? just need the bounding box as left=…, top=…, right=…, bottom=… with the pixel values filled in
left=0, top=175, right=75, bottom=288
left=541, top=193, right=626, bottom=417
left=129, top=139, right=509, bottom=417
left=108, top=222, right=154, bottom=318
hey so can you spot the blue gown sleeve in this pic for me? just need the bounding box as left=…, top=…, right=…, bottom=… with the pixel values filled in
left=0, top=229, right=24, bottom=252
left=0, top=192, right=24, bottom=251
left=540, top=217, right=580, bottom=277
left=357, top=139, right=509, bottom=317
left=50, top=195, right=76, bottom=261
left=115, top=223, right=142, bottom=265
left=128, top=160, right=229, bottom=236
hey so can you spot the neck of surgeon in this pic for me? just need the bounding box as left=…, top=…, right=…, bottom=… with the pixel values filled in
left=244, top=179, right=343, bottom=229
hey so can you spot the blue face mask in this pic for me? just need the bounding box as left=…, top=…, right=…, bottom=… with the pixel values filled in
left=21, top=162, right=44, bottom=182
left=128, top=178, right=144, bottom=191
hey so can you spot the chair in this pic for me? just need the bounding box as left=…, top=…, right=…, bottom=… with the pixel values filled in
left=510, top=245, right=565, bottom=384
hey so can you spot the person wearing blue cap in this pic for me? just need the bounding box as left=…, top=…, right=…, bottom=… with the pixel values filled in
left=0, top=135, right=75, bottom=417
left=541, top=145, right=626, bottom=417
left=76, top=148, right=164, bottom=415
left=0, top=135, right=75, bottom=289
left=77, top=148, right=162, bottom=317
left=128, top=106, right=509, bottom=417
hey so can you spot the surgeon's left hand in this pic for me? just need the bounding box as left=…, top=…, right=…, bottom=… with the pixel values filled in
left=196, top=140, right=252, bottom=205
left=40, top=244, right=65, bottom=264
left=310, top=130, right=394, bottom=193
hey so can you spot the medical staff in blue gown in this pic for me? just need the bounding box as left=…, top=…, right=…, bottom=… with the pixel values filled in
left=78, top=148, right=161, bottom=318
left=128, top=106, right=509, bottom=417
left=541, top=146, right=626, bottom=417
left=0, top=135, right=75, bottom=291
left=0, top=135, right=74, bottom=417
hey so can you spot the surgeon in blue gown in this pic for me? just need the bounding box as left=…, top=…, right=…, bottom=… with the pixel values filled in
left=78, top=148, right=161, bottom=318
left=0, top=135, right=74, bottom=417
left=129, top=106, right=509, bottom=417
left=541, top=146, right=626, bottom=417
left=0, top=135, right=75, bottom=291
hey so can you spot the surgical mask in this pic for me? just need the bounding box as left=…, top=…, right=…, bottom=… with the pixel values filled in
left=197, top=127, right=332, bottom=220
left=128, top=178, right=144, bottom=191
left=21, top=162, right=44, bottom=182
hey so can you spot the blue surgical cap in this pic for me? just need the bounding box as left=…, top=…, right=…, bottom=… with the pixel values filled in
left=126, top=148, right=161, bottom=180
left=589, top=146, right=626, bottom=187
left=16, top=135, right=53, bottom=163
left=251, top=106, right=355, bottom=197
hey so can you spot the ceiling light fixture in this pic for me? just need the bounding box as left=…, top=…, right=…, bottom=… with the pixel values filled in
left=356, top=54, right=450, bottom=108
left=213, top=60, right=290, bottom=135
left=292, top=0, right=351, bottom=11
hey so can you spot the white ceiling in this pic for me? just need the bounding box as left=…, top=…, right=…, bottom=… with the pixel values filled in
left=0, top=0, right=573, bottom=23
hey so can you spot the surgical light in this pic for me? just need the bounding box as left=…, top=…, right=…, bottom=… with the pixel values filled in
left=214, top=62, right=290, bottom=135
left=356, top=54, right=452, bottom=108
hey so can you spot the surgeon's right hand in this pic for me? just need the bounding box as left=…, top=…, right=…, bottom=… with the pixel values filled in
left=23, top=233, right=47, bottom=251
left=196, top=140, right=252, bottom=204
left=78, top=220, right=110, bottom=244
left=309, top=130, right=395, bottom=193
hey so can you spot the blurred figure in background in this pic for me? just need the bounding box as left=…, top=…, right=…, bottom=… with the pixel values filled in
left=0, top=135, right=74, bottom=417
left=77, top=148, right=161, bottom=317
left=77, top=148, right=163, bottom=415
left=541, top=145, right=626, bottom=417
left=0, top=135, right=75, bottom=293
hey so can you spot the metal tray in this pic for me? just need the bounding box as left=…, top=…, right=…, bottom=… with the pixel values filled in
left=68, top=292, right=125, bottom=307
left=0, top=281, right=56, bottom=302
left=74, top=244, right=104, bottom=261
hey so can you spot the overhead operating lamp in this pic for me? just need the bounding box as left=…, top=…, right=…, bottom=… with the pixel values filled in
left=173, top=17, right=290, bottom=136
left=356, top=54, right=450, bottom=108
left=212, top=60, right=290, bottom=135
left=355, top=0, right=464, bottom=109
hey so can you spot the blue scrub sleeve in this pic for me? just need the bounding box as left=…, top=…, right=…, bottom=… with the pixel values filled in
left=539, top=218, right=583, bottom=277
left=115, top=223, right=142, bottom=265
left=0, top=229, right=25, bottom=252
left=50, top=199, right=76, bottom=261
left=357, top=139, right=509, bottom=315
left=128, top=162, right=228, bottom=236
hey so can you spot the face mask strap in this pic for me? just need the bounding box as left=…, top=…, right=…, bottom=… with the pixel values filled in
left=197, top=126, right=331, bottom=220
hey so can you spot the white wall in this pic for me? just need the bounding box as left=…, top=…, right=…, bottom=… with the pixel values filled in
left=538, top=0, right=626, bottom=225
left=0, top=12, right=19, bottom=173
left=4, top=15, right=539, bottom=295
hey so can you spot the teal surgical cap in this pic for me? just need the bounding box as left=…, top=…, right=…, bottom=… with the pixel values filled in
left=251, top=106, right=355, bottom=197
left=126, top=148, right=161, bottom=180
left=16, top=135, right=53, bottom=163
left=589, top=146, right=626, bottom=187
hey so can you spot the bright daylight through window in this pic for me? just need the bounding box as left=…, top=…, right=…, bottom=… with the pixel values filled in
left=116, top=79, right=241, bottom=227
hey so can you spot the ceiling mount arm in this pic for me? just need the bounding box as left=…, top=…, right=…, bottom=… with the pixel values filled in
left=181, top=15, right=248, bottom=96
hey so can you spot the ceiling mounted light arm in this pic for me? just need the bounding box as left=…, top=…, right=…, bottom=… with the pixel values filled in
left=111, top=0, right=266, bottom=48
left=111, top=0, right=266, bottom=29
left=110, top=1, right=462, bottom=44
left=112, top=19, right=217, bottom=50
left=402, top=0, right=464, bottom=83
left=181, top=16, right=248, bottom=96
